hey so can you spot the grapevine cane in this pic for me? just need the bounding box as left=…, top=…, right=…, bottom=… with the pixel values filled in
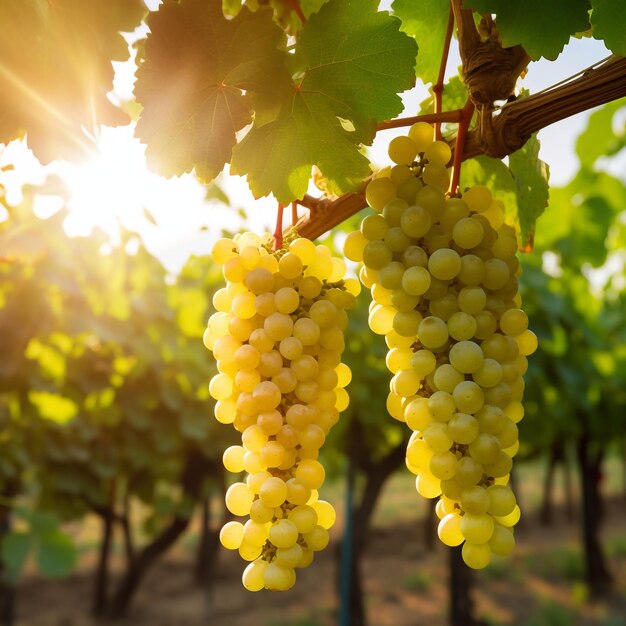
left=286, top=0, right=306, bottom=26
left=449, top=98, right=476, bottom=196
left=273, top=202, right=285, bottom=251
left=433, top=6, right=455, bottom=141
left=291, top=201, right=298, bottom=227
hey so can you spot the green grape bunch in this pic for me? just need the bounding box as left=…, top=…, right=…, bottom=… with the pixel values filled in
left=344, top=122, right=537, bottom=570
left=205, top=232, right=358, bottom=590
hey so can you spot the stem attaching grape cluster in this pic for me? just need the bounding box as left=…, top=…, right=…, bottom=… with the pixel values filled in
left=205, top=232, right=358, bottom=590
left=344, top=122, right=537, bottom=569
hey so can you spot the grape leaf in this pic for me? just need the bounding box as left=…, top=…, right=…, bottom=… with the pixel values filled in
left=576, top=99, right=626, bottom=169
left=591, top=0, right=626, bottom=55
left=36, top=531, right=77, bottom=578
left=231, top=92, right=371, bottom=202
left=463, top=0, right=591, bottom=60
left=419, top=76, right=471, bottom=120
left=0, top=0, right=146, bottom=162
left=392, top=0, right=450, bottom=85
left=295, top=0, right=417, bottom=139
left=508, top=134, right=550, bottom=247
left=1, top=532, right=32, bottom=582
left=135, top=0, right=291, bottom=182
left=460, top=156, right=517, bottom=213
left=232, top=0, right=416, bottom=202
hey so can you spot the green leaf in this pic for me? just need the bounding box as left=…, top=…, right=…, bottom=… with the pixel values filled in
left=135, top=0, right=291, bottom=182
left=1, top=532, right=33, bottom=581
left=463, top=0, right=591, bottom=60
left=591, top=0, right=626, bottom=55
left=232, top=0, right=416, bottom=202
left=576, top=99, right=626, bottom=169
left=28, top=391, right=77, bottom=424
left=181, top=412, right=210, bottom=441
left=508, top=134, right=550, bottom=247
left=36, top=531, right=76, bottom=578
left=0, top=0, right=145, bottom=162
left=393, top=0, right=450, bottom=85
left=296, top=0, right=417, bottom=139
left=459, top=155, right=519, bottom=226
left=419, top=76, right=469, bottom=115
left=176, top=289, right=208, bottom=338
left=231, top=92, right=371, bottom=202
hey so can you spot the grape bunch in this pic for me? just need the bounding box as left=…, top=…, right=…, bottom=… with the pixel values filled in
left=344, top=122, right=537, bottom=569
left=204, top=232, right=357, bottom=590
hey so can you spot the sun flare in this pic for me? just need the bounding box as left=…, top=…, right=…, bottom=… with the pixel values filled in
left=56, top=125, right=159, bottom=237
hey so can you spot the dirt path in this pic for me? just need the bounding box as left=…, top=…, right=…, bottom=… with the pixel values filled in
left=12, top=499, right=626, bottom=626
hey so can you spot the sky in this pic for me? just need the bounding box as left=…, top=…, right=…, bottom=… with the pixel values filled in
left=0, top=8, right=615, bottom=275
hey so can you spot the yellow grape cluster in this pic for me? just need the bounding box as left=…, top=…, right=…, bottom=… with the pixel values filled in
left=344, top=122, right=537, bottom=569
left=204, top=232, right=358, bottom=591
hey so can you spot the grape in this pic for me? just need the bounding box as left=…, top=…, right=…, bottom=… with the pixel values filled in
left=366, top=177, right=397, bottom=211
left=220, top=521, right=244, bottom=550
left=361, top=213, right=389, bottom=240
left=449, top=340, right=484, bottom=374
left=419, top=316, right=449, bottom=349
left=347, top=122, right=534, bottom=570
left=453, top=217, right=484, bottom=249
left=428, top=248, right=462, bottom=280
left=408, top=121, right=434, bottom=151
left=424, top=140, right=452, bottom=166
left=401, top=205, right=432, bottom=239
left=462, top=542, right=492, bottom=569
left=363, top=240, right=393, bottom=270
left=438, top=513, right=464, bottom=546
left=388, top=135, right=418, bottom=165
left=205, top=234, right=355, bottom=590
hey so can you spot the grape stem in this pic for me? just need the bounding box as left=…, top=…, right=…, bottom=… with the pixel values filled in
left=287, top=0, right=306, bottom=26
left=377, top=110, right=463, bottom=131
left=291, top=201, right=298, bottom=226
left=433, top=6, right=455, bottom=141
left=273, top=202, right=285, bottom=250
left=448, top=97, right=475, bottom=196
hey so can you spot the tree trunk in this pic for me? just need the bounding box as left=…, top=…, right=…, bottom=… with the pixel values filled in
left=621, top=435, right=626, bottom=507
left=449, top=546, right=484, bottom=626
left=93, top=511, right=114, bottom=617
left=106, top=452, right=215, bottom=619
left=337, top=438, right=407, bottom=626
left=563, top=445, right=575, bottom=520
left=576, top=431, right=612, bottom=597
left=0, top=509, right=15, bottom=626
left=107, top=515, right=191, bottom=618
left=194, top=498, right=220, bottom=586
left=540, top=442, right=564, bottom=525
left=120, top=496, right=135, bottom=571
left=338, top=457, right=363, bottom=626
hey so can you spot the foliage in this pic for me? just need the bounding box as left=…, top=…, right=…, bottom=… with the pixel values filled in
left=2, top=0, right=621, bottom=234
left=0, top=184, right=229, bottom=579
left=518, top=100, right=626, bottom=457
left=0, top=0, right=146, bottom=162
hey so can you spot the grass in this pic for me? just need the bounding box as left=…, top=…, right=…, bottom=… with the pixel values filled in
left=529, top=546, right=583, bottom=582
left=522, top=601, right=576, bottom=626
left=607, top=535, right=626, bottom=558
left=402, top=569, right=431, bottom=591
left=482, top=557, right=520, bottom=583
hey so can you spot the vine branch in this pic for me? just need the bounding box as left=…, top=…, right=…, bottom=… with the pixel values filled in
left=433, top=6, right=455, bottom=140
left=296, top=54, right=626, bottom=240
left=377, top=110, right=463, bottom=131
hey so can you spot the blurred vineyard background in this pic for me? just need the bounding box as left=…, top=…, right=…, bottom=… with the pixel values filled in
left=1, top=99, right=626, bottom=626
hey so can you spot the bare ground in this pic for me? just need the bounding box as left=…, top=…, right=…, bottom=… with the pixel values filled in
left=13, top=497, right=626, bottom=626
